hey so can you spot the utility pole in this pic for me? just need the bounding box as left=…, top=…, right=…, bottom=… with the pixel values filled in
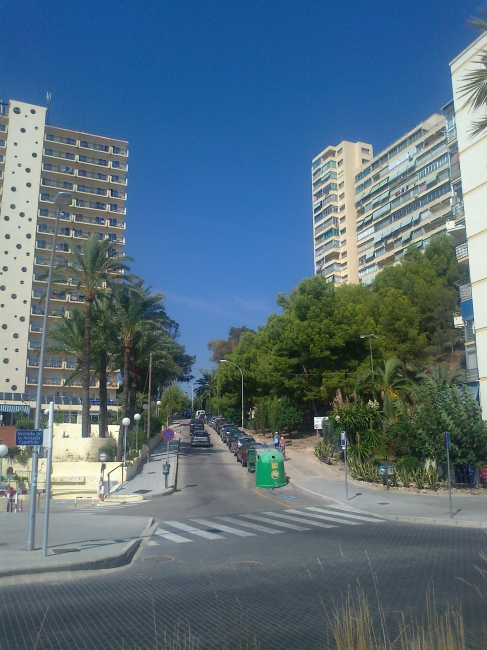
left=147, top=353, right=152, bottom=463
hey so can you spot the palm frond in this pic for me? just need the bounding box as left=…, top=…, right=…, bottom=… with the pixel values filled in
left=457, top=55, right=487, bottom=111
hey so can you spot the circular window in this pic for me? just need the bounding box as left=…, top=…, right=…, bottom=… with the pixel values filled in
left=4, top=235, right=10, bottom=240
left=4, top=217, right=9, bottom=221
left=1, top=324, right=6, bottom=329
left=19, top=316, right=25, bottom=322
left=13, top=107, right=20, bottom=114
left=25, top=169, right=30, bottom=174
left=19, top=212, right=25, bottom=217
left=3, top=359, right=8, bottom=363
left=13, top=333, right=18, bottom=339
left=30, top=109, right=36, bottom=114
left=5, top=379, right=8, bottom=383
left=2, top=267, right=7, bottom=272
left=11, top=385, right=17, bottom=390
left=20, top=128, right=26, bottom=133
left=10, top=204, right=15, bottom=209
left=26, top=182, right=31, bottom=188
left=16, top=244, right=21, bottom=249
left=26, top=234, right=31, bottom=239
left=11, top=294, right=17, bottom=299
left=28, top=218, right=32, bottom=222
left=0, top=286, right=4, bottom=291
left=32, top=153, right=37, bottom=158
left=22, top=300, right=27, bottom=304
left=0, top=305, right=3, bottom=307
left=20, top=281, right=24, bottom=285
left=11, top=187, right=16, bottom=192
left=21, top=267, right=27, bottom=272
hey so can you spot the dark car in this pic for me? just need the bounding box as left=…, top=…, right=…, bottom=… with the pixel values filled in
left=205, top=413, right=213, bottom=423
left=231, top=435, right=255, bottom=455
left=237, top=442, right=267, bottom=467
left=225, top=429, right=244, bottom=447
left=216, top=420, right=229, bottom=434
left=183, top=409, right=192, bottom=418
left=221, top=425, right=239, bottom=442
left=191, top=431, right=211, bottom=447
left=190, top=418, right=205, bottom=434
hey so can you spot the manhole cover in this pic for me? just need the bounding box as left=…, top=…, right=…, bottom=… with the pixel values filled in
left=143, top=556, right=174, bottom=563
left=231, top=561, right=264, bottom=569
left=52, top=548, right=80, bottom=554
left=378, top=502, right=390, bottom=505
left=133, top=489, right=152, bottom=494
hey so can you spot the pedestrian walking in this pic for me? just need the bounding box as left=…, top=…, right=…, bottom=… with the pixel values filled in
left=272, top=432, right=280, bottom=448
left=279, top=435, right=286, bottom=459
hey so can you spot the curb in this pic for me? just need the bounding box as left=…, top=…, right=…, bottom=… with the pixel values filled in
left=289, top=479, right=487, bottom=530
left=0, top=517, right=155, bottom=580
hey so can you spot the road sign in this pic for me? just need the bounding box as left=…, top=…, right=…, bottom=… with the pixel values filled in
left=340, top=431, right=347, bottom=449
left=162, top=428, right=175, bottom=442
left=98, top=452, right=108, bottom=462
left=16, top=430, right=43, bottom=446
left=314, top=417, right=324, bottom=430
left=444, top=431, right=451, bottom=451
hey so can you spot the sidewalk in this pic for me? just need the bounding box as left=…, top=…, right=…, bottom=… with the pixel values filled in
left=108, top=435, right=180, bottom=501
left=286, top=448, right=487, bottom=528
left=0, top=512, right=154, bottom=580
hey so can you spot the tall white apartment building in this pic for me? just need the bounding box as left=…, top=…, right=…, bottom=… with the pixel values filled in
left=451, top=32, right=487, bottom=417
left=0, top=99, right=128, bottom=424
left=312, top=141, right=373, bottom=284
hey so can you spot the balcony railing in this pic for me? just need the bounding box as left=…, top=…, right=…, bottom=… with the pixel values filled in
left=463, top=322, right=475, bottom=343
left=466, top=368, right=479, bottom=382
left=446, top=126, right=457, bottom=143
left=455, top=242, right=468, bottom=261
left=452, top=202, right=464, bottom=219
left=459, top=282, right=472, bottom=302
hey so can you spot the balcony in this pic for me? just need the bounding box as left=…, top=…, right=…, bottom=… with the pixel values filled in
left=446, top=126, right=457, bottom=143
left=466, top=368, right=479, bottom=382
left=76, top=184, right=107, bottom=196
left=108, top=204, right=126, bottom=214
left=455, top=242, right=468, bottom=262
left=112, top=146, right=128, bottom=156
left=27, top=358, right=40, bottom=367
left=463, top=321, right=475, bottom=343
left=452, top=202, right=464, bottom=219
left=110, top=175, right=127, bottom=185
left=43, top=149, right=76, bottom=162
left=42, top=163, right=75, bottom=175
left=111, top=161, right=128, bottom=171
left=41, top=178, right=74, bottom=191
left=45, top=134, right=77, bottom=146
left=29, top=323, right=43, bottom=333
left=77, top=169, right=108, bottom=182
left=75, top=199, right=107, bottom=211
left=78, top=155, right=108, bottom=167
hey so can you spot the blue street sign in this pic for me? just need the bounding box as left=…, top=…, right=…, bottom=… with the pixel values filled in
left=162, top=428, right=175, bottom=442
left=340, top=430, right=347, bottom=449
left=444, top=431, right=451, bottom=451
left=16, top=429, right=43, bottom=446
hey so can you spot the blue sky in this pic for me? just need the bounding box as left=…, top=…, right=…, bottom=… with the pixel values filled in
left=0, top=0, right=482, bottom=381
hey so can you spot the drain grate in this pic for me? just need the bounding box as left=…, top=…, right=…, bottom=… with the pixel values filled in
left=378, top=502, right=390, bottom=505
left=52, top=548, right=80, bottom=554
left=143, top=556, right=174, bottom=563
left=231, top=561, right=264, bottom=569
left=133, top=489, right=152, bottom=494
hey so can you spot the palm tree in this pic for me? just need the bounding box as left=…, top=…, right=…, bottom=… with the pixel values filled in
left=91, top=298, right=118, bottom=438
left=111, top=282, right=167, bottom=461
left=48, top=309, right=85, bottom=380
left=416, top=363, right=463, bottom=390
left=194, top=371, right=218, bottom=408
left=458, top=11, right=487, bottom=136
left=356, top=358, right=413, bottom=420
left=55, top=233, right=130, bottom=437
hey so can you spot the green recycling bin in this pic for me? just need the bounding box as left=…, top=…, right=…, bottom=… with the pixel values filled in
left=255, top=450, right=286, bottom=488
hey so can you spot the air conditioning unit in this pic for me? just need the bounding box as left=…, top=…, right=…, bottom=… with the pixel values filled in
left=453, top=314, right=464, bottom=329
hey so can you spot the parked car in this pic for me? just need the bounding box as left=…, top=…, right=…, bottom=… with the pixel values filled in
left=231, top=435, right=255, bottom=455
left=183, top=409, right=192, bottom=418
left=205, top=413, right=213, bottom=423
left=225, top=429, right=244, bottom=447
left=191, top=431, right=211, bottom=447
left=221, top=425, right=239, bottom=442
left=237, top=442, right=267, bottom=468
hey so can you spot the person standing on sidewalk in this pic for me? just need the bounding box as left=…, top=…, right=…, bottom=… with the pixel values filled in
left=273, top=432, right=280, bottom=448
left=279, top=436, right=286, bottom=460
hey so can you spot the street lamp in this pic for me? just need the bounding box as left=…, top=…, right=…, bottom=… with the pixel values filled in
left=28, top=191, right=72, bottom=552
left=142, top=403, right=148, bottom=432
left=188, top=384, right=194, bottom=411
left=122, top=417, right=130, bottom=467
left=134, top=413, right=141, bottom=452
left=220, top=360, right=244, bottom=429
left=156, top=400, right=161, bottom=417
left=360, top=334, right=378, bottom=373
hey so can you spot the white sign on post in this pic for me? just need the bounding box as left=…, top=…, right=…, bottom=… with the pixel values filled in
left=314, top=417, right=324, bottom=430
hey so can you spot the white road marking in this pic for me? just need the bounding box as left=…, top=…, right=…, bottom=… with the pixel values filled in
left=191, top=518, right=255, bottom=537
left=154, top=527, right=192, bottom=543
left=239, top=513, right=311, bottom=531
left=260, top=511, right=337, bottom=529
left=306, top=507, right=385, bottom=523
left=165, top=521, right=225, bottom=540
left=217, top=516, right=284, bottom=534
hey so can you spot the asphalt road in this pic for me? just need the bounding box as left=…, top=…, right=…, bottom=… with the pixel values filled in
left=1, top=422, right=486, bottom=649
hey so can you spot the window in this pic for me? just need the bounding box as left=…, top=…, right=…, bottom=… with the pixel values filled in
left=40, top=193, right=51, bottom=201
left=338, top=182, right=344, bottom=189
left=361, top=148, right=370, bottom=154
left=110, top=189, right=120, bottom=197
left=362, top=158, right=369, bottom=164
left=338, top=159, right=343, bottom=167
left=339, top=205, right=345, bottom=212
left=108, top=218, right=118, bottom=227
left=340, top=228, right=346, bottom=235
left=340, top=216, right=346, bottom=223
left=339, top=193, right=345, bottom=200
left=341, top=251, right=347, bottom=258
left=108, top=233, right=116, bottom=241
left=337, top=148, right=342, bottom=155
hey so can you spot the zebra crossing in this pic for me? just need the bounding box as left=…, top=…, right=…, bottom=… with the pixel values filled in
left=150, top=506, right=384, bottom=544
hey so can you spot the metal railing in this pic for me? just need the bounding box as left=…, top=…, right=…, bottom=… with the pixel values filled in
left=455, top=242, right=468, bottom=260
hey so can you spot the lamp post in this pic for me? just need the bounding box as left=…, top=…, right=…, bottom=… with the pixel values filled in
left=0, top=444, right=8, bottom=488
left=220, top=360, right=244, bottom=429
left=142, top=403, right=148, bottom=433
left=122, top=417, right=130, bottom=468
left=189, top=384, right=194, bottom=411
left=360, top=334, right=378, bottom=373
left=134, top=413, right=141, bottom=453
left=28, top=191, right=72, bottom=552
left=156, top=400, right=161, bottom=417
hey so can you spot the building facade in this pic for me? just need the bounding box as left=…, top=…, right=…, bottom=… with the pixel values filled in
left=0, top=99, right=128, bottom=424
left=312, top=140, right=373, bottom=284
left=451, top=32, right=487, bottom=417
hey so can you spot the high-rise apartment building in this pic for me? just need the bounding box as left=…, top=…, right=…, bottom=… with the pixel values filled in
left=0, top=99, right=128, bottom=424
left=312, top=140, right=373, bottom=284
left=450, top=32, right=487, bottom=417
left=353, top=114, right=454, bottom=284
